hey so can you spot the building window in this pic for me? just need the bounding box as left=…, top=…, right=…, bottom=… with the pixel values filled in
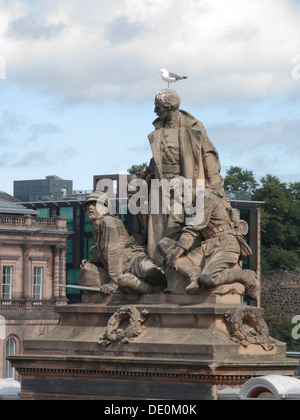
left=5, top=338, right=16, bottom=379
left=33, top=267, right=43, bottom=300
left=38, top=208, right=50, bottom=218
left=2, top=266, right=13, bottom=300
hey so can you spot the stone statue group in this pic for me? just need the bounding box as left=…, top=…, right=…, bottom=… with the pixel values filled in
left=79, top=89, right=260, bottom=300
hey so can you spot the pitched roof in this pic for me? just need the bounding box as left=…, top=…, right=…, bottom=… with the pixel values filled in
left=0, top=197, right=38, bottom=215
left=0, top=191, right=21, bottom=203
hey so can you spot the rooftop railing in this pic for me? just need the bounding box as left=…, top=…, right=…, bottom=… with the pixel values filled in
left=0, top=215, right=68, bottom=231
left=28, top=190, right=93, bottom=202
left=0, top=299, right=57, bottom=310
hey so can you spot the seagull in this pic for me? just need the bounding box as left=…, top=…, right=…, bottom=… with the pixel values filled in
left=158, top=69, right=188, bottom=88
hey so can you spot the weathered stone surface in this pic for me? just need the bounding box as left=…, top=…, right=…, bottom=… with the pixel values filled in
left=261, top=269, right=300, bottom=316
left=9, top=297, right=298, bottom=400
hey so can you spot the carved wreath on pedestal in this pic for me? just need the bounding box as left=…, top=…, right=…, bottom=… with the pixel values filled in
left=225, top=308, right=277, bottom=351
left=99, top=306, right=148, bottom=347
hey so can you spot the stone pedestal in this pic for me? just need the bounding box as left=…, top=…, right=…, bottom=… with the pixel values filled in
left=9, top=290, right=298, bottom=400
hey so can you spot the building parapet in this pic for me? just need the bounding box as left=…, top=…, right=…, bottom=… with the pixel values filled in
left=0, top=299, right=58, bottom=310
left=0, top=215, right=68, bottom=231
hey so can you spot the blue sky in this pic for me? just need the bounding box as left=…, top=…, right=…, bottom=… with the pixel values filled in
left=0, top=0, right=299, bottom=195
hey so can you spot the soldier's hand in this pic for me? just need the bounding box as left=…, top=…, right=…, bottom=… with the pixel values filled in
left=100, top=283, right=118, bottom=295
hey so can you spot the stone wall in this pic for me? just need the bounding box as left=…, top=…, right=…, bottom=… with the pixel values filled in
left=261, top=269, right=300, bottom=316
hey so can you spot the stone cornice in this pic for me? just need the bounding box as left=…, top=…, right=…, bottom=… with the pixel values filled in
left=10, top=353, right=298, bottom=387
left=0, top=228, right=71, bottom=237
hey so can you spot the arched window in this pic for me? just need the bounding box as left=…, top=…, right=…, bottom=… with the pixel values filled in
left=5, top=338, right=16, bottom=379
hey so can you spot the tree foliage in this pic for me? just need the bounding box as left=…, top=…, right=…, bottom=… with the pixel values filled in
left=127, top=163, right=148, bottom=175
left=224, top=168, right=300, bottom=269
left=253, top=175, right=300, bottom=269
left=264, top=306, right=300, bottom=351
left=224, top=166, right=258, bottom=195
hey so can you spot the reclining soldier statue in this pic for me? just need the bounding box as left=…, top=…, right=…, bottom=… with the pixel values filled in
left=79, top=191, right=166, bottom=295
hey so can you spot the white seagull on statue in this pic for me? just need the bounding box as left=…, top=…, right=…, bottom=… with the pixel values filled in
left=158, top=69, right=188, bottom=88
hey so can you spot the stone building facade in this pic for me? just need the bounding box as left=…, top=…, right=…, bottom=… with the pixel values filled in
left=0, top=205, right=70, bottom=380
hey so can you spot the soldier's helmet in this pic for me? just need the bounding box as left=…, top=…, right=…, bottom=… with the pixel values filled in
left=83, top=191, right=112, bottom=214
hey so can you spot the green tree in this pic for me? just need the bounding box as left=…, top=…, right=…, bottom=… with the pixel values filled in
left=253, top=175, right=300, bottom=269
left=289, top=182, right=300, bottom=202
left=127, top=162, right=148, bottom=175
left=264, top=306, right=300, bottom=351
left=224, top=166, right=258, bottom=196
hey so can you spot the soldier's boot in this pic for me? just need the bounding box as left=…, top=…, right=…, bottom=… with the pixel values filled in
left=118, top=273, right=153, bottom=295
left=185, top=279, right=201, bottom=295
left=175, top=260, right=202, bottom=295
left=143, top=266, right=166, bottom=286
left=198, top=269, right=260, bottom=299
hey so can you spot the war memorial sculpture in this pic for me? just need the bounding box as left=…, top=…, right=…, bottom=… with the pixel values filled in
left=79, top=89, right=259, bottom=300
left=9, top=88, right=298, bottom=400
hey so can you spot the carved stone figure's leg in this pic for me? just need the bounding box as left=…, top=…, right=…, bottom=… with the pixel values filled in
left=118, top=254, right=166, bottom=295
left=157, top=237, right=176, bottom=258
left=198, top=268, right=260, bottom=299
left=176, top=258, right=202, bottom=295
left=158, top=237, right=205, bottom=294
left=129, top=255, right=166, bottom=285
left=184, top=234, right=241, bottom=296
left=118, top=273, right=153, bottom=295
left=135, top=256, right=166, bottom=286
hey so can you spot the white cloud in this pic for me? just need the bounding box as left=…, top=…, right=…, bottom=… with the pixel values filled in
left=27, top=122, right=61, bottom=143
left=0, top=110, right=24, bottom=144
left=104, top=15, right=148, bottom=45
left=0, top=0, right=299, bottom=104
left=8, top=14, right=66, bottom=40
left=14, top=146, right=77, bottom=168
left=0, top=0, right=298, bottom=193
left=15, top=150, right=51, bottom=167
left=209, top=118, right=300, bottom=182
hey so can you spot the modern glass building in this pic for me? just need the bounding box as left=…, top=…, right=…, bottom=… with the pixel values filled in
left=14, top=176, right=73, bottom=203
